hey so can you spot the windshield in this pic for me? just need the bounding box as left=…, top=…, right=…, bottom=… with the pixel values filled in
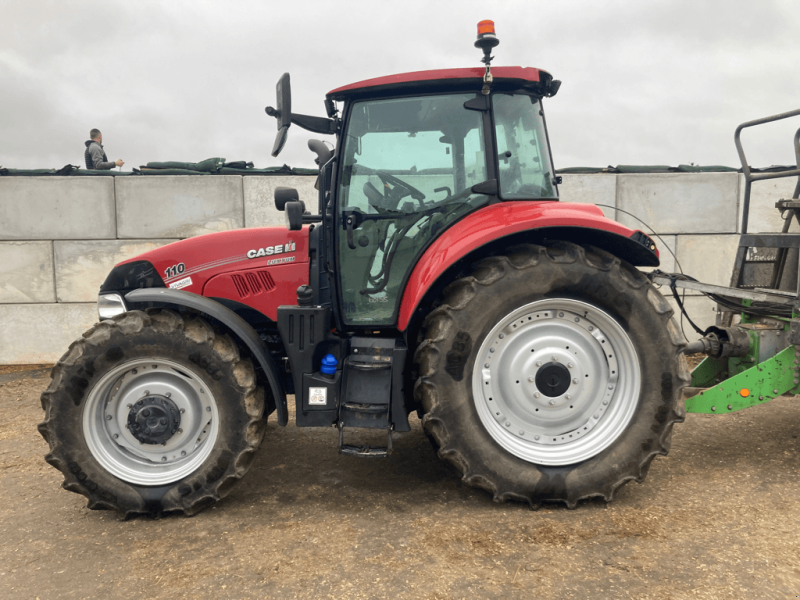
left=337, top=93, right=489, bottom=326
left=493, top=94, right=557, bottom=199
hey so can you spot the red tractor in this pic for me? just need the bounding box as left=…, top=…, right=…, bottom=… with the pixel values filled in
left=39, top=22, right=686, bottom=517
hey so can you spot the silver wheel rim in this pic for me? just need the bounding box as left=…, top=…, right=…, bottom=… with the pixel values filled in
left=82, top=358, right=219, bottom=486
left=472, top=298, right=640, bottom=466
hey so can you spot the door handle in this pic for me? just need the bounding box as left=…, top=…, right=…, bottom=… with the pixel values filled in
left=345, top=215, right=356, bottom=249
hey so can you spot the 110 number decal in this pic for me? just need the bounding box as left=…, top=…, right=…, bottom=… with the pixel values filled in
left=164, top=263, right=186, bottom=279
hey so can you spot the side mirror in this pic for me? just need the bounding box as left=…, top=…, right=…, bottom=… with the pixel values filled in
left=276, top=73, right=291, bottom=129
left=274, top=186, right=299, bottom=211
left=285, top=201, right=305, bottom=230
left=266, top=73, right=292, bottom=157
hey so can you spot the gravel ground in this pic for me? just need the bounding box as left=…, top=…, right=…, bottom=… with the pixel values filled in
left=1, top=364, right=799, bottom=599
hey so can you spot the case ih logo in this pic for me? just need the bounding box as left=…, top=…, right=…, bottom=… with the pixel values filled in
left=247, top=241, right=296, bottom=260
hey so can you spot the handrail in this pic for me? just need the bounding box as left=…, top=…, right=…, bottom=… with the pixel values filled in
left=734, top=108, right=800, bottom=233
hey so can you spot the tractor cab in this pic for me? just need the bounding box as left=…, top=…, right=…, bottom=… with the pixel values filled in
left=330, top=71, right=559, bottom=327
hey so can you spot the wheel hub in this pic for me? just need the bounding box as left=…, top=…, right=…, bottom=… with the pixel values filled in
left=127, top=396, right=181, bottom=445
left=535, top=362, right=571, bottom=397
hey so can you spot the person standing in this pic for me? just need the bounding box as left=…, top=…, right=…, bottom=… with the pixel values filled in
left=84, top=129, right=124, bottom=170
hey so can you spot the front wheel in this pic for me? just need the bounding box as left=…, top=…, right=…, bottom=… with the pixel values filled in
left=414, top=242, right=689, bottom=507
left=39, top=309, right=266, bottom=517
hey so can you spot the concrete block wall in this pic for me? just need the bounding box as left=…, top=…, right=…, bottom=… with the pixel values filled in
left=0, top=172, right=796, bottom=363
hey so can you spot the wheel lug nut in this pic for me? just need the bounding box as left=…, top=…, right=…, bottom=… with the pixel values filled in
left=528, top=376, right=534, bottom=382
left=143, top=390, right=149, bottom=396
left=558, top=312, right=564, bottom=317
left=535, top=361, right=542, bottom=367
left=180, top=408, right=185, bottom=414
left=105, top=415, right=112, bottom=420
left=568, top=362, right=574, bottom=368
left=552, top=356, right=558, bottom=362
left=549, top=399, right=556, bottom=405
left=572, top=378, right=578, bottom=384
left=165, top=392, right=172, bottom=398
left=534, top=435, right=540, bottom=440
left=534, top=392, right=541, bottom=398
left=143, top=409, right=150, bottom=417
left=161, top=457, right=167, bottom=462
left=565, top=394, right=571, bottom=400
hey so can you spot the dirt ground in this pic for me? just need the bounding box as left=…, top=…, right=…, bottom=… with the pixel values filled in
left=1, top=364, right=800, bottom=600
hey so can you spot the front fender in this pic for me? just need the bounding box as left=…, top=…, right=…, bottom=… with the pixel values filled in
left=125, top=288, right=288, bottom=426
left=397, top=201, right=659, bottom=331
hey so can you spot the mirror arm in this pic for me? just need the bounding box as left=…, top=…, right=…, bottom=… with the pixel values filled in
left=291, top=113, right=338, bottom=135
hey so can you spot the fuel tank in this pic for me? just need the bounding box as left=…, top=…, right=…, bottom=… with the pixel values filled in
left=114, top=227, right=310, bottom=321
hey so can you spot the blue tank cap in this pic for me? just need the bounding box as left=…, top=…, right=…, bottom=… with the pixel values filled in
left=321, top=354, right=338, bottom=375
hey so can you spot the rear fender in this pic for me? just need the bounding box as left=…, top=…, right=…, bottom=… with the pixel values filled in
left=125, top=288, right=288, bottom=426
left=397, top=201, right=659, bottom=331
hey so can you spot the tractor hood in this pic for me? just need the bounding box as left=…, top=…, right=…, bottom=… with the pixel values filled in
left=101, top=226, right=310, bottom=321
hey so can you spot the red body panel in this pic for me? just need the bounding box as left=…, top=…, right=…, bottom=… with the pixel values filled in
left=118, top=227, right=310, bottom=321
left=328, top=66, right=546, bottom=99
left=396, top=201, right=654, bottom=331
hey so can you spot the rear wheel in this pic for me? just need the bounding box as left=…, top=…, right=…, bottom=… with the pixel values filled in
left=39, top=309, right=265, bottom=517
left=414, top=242, right=688, bottom=507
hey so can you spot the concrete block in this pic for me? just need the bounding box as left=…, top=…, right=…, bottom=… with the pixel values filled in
left=0, top=242, right=55, bottom=303
left=244, top=176, right=318, bottom=228
left=666, top=295, right=719, bottom=337
left=0, top=303, right=97, bottom=364
left=116, top=176, right=244, bottom=238
left=638, top=235, right=676, bottom=274
left=558, top=174, right=616, bottom=218
left=55, top=239, right=178, bottom=302
left=617, top=173, right=739, bottom=234
left=675, top=234, right=741, bottom=288
left=737, top=174, right=799, bottom=234
left=0, top=177, right=116, bottom=240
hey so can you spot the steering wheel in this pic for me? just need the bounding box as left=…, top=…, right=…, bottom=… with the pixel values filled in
left=375, top=170, right=426, bottom=208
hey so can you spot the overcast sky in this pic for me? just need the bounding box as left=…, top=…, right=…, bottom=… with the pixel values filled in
left=1, top=0, right=798, bottom=172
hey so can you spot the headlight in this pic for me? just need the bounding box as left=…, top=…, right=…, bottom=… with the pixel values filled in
left=97, top=293, right=127, bottom=320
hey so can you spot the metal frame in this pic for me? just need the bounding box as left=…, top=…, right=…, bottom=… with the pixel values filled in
left=735, top=108, right=800, bottom=234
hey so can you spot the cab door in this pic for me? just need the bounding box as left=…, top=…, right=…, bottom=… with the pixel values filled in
left=335, top=93, right=490, bottom=327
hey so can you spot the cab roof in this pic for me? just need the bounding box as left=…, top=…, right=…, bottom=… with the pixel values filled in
left=327, top=66, right=552, bottom=101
